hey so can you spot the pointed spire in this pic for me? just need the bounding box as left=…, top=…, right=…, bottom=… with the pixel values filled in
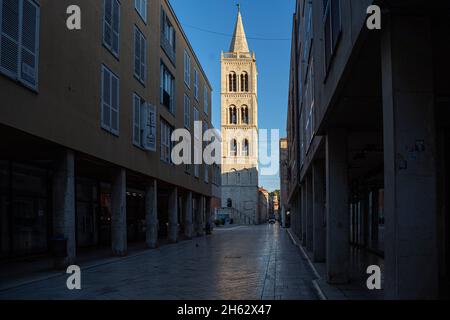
left=229, top=5, right=250, bottom=53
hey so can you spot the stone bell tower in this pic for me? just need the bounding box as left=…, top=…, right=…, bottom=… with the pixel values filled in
left=220, top=6, right=259, bottom=225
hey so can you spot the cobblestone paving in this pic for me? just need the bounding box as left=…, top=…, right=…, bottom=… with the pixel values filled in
left=0, top=224, right=318, bottom=300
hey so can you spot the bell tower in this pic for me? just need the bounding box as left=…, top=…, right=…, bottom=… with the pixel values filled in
left=220, top=6, right=259, bottom=225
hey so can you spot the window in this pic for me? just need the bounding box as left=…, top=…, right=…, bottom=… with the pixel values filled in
left=184, top=50, right=191, bottom=87
left=323, top=0, right=341, bottom=69
left=242, top=139, right=249, bottom=157
left=241, top=106, right=249, bottom=124
left=303, top=2, right=313, bottom=63
left=203, top=86, right=209, bottom=114
left=0, top=0, right=40, bottom=90
left=230, top=139, right=237, bottom=157
left=132, top=95, right=156, bottom=151
left=194, top=107, right=200, bottom=178
left=240, top=72, right=249, bottom=92
left=160, top=8, right=176, bottom=63
left=134, top=26, right=146, bottom=84
left=134, top=0, right=147, bottom=23
left=183, top=94, right=190, bottom=129
left=160, top=62, right=175, bottom=113
left=229, top=106, right=237, bottom=125
left=305, top=57, right=315, bottom=147
left=103, top=0, right=120, bottom=57
left=194, top=68, right=199, bottom=100
left=228, top=72, right=237, bottom=92
left=160, top=118, right=173, bottom=163
left=101, top=65, right=119, bottom=135
left=133, top=93, right=144, bottom=146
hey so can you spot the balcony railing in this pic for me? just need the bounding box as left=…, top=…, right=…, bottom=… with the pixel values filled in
left=222, top=52, right=253, bottom=59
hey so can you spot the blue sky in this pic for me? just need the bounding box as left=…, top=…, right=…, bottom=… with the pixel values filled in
left=170, top=0, right=294, bottom=192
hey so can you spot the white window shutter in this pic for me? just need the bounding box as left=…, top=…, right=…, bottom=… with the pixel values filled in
left=140, top=33, right=145, bottom=82
left=19, top=0, right=39, bottom=88
left=133, top=94, right=141, bottom=146
left=102, top=67, right=111, bottom=129
left=112, top=0, right=120, bottom=55
left=134, top=28, right=140, bottom=77
left=142, top=103, right=156, bottom=152
left=111, top=74, right=119, bottom=133
left=103, top=0, right=112, bottom=49
left=0, top=0, right=20, bottom=78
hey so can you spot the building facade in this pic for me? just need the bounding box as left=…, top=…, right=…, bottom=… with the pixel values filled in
left=286, top=0, right=450, bottom=299
left=220, top=8, right=259, bottom=225
left=279, top=138, right=289, bottom=227
left=0, top=0, right=216, bottom=267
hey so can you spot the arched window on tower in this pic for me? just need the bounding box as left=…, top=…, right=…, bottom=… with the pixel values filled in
left=241, top=72, right=249, bottom=92
left=229, top=72, right=237, bottom=92
left=229, top=106, right=237, bottom=124
left=241, top=106, right=249, bottom=124
left=242, top=139, right=249, bottom=157
left=230, top=139, right=237, bottom=156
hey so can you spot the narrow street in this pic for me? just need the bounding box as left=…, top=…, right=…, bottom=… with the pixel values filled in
left=0, top=225, right=318, bottom=300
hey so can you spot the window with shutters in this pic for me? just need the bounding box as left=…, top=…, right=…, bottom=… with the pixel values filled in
left=103, top=0, right=120, bottom=58
left=194, top=68, right=199, bottom=100
left=160, top=7, right=175, bottom=64
left=160, top=118, right=173, bottom=163
left=203, top=85, right=209, bottom=115
left=133, top=93, right=144, bottom=147
left=160, top=62, right=175, bottom=113
left=194, top=107, right=200, bottom=178
left=183, top=94, right=190, bottom=129
left=184, top=50, right=191, bottom=88
left=323, top=0, right=341, bottom=71
left=101, top=65, right=120, bottom=135
left=0, top=0, right=40, bottom=90
left=134, top=0, right=147, bottom=23
left=134, top=26, right=146, bottom=84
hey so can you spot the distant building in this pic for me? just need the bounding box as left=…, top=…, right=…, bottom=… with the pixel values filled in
left=258, top=188, right=269, bottom=223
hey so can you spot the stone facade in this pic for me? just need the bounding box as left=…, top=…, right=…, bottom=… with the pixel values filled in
left=221, top=8, right=259, bottom=225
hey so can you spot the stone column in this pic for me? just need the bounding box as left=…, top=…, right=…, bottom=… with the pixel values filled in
left=301, top=184, right=307, bottom=247
left=381, top=13, right=438, bottom=299
left=52, top=150, right=76, bottom=268
left=312, top=160, right=326, bottom=262
left=168, top=187, right=178, bottom=243
left=326, top=128, right=350, bottom=284
left=111, top=168, right=127, bottom=256
left=306, top=174, right=313, bottom=252
left=184, top=191, right=194, bottom=239
left=145, top=180, right=158, bottom=248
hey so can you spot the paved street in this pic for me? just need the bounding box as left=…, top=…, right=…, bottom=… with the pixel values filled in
left=0, top=225, right=318, bottom=300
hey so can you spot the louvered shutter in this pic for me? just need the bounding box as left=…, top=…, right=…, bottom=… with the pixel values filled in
left=140, top=34, right=146, bottom=82
left=103, top=0, right=112, bottom=49
left=111, top=0, right=119, bottom=55
left=133, top=94, right=141, bottom=146
left=20, top=0, right=39, bottom=88
left=111, top=74, right=119, bottom=133
left=0, top=0, right=20, bottom=78
left=102, top=66, right=111, bottom=129
left=134, top=27, right=140, bottom=77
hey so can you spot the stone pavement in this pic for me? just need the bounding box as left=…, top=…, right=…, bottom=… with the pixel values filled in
left=0, top=224, right=319, bottom=300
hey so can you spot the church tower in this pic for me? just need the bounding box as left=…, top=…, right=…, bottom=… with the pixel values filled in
left=221, top=6, right=260, bottom=225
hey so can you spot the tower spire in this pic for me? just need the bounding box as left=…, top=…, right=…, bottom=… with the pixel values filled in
left=229, top=5, right=249, bottom=53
